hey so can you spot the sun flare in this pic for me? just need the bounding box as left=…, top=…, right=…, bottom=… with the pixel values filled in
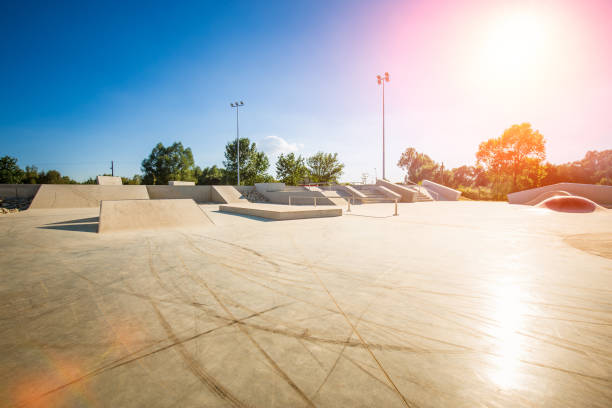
left=480, top=11, right=552, bottom=81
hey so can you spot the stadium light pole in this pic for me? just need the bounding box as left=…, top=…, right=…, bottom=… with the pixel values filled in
left=230, top=101, right=244, bottom=185
left=376, top=72, right=390, bottom=180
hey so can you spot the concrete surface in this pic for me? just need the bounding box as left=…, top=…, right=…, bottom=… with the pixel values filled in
left=422, top=180, right=461, bottom=201
left=29, top=185, right=150, bottom=209
left=98, top=199, right=213, bottom=233
left=146, top=185, right=212, bottom=203
left=220, top=203, right=342, bottom=220
left=211, top=185, right=245, bottom=204
left=1, top=201, right=611, bottom=407
left=96, top=176, right=122, bottom=185
left=525, top=190, right=571, bottom=206
left=508, top=183, right=612, bottom=207
left=0, top=184, right=40, bottom=199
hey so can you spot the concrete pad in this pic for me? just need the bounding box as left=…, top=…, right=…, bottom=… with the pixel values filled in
left=1, top=202, right=611, bottom=407
left=29, top=185, right=150, bottom=208
left=220, top=202, right=342, bottom=220
left=96, top=175, right=122, bottom=185
left=98, top=199, right=213, bottom=233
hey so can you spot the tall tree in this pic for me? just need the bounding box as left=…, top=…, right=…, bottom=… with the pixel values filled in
left=397, top=148, right=439, bottom=183
left=276, top=153, right=307, bottom=185
left=477, top=123, right=546, bottom=191
left=306, top=152, right=344, bottom=183
left=141, top=142, right=196, bottom=185
left=0, top=156, right=24, bottom=184
left=223, top=138, right=270, bottom=185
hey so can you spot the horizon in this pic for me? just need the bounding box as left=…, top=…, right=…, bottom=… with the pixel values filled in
left=2, top=0, right=611, bottom=183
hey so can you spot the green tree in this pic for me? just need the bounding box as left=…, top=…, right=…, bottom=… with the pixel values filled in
left=477, top=123, right=546, bottom=192
left=37, top=170, right=77, bottom=184
left=306, top=152, right=344, bottom=183
left=196, top=165, right=227, bottom=185
left=397, top=148, right=439, bottom=183
left=276, top=153, right=307, bottom=185
left=121, top=175, right=143, bottom=185
left=23, top=165, right=39, bottom=184
left=223, top=138, right=270, bottom=185
left=0, top=156, right=24, bottom=183
left=141, top=142, right=196, bottom=185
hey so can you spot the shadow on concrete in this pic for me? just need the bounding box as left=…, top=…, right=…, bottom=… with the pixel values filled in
left=39, top=217, right=99, bottom=233
left=212, top=210, right=274, bottom=222
left=47, top=217, right=99, bottom=225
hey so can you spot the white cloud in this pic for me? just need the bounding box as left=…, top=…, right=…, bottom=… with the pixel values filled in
left=258, top=135, right=301, bottom=156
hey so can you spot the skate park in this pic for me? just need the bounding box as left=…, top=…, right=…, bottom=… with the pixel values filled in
left=1, top=179, right=611, bottom=407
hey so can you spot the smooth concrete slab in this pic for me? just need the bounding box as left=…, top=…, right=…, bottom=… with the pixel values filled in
left=220, top=202, right=342, bottom=220
left=98, top=199, right=213, bottom=233
left=1, top=202, right=611, bottom=407
left=29, top=185, right=150, bottom=208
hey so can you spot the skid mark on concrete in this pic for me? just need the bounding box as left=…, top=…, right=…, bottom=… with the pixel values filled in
left=176, top=254, right=318, bottom=408
left=148, top=301, right=250, bottom=407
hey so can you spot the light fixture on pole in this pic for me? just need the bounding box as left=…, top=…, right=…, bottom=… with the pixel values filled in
left=230, top=101, right=244, bottom=185
left=376, top=72, right=389, bottom=180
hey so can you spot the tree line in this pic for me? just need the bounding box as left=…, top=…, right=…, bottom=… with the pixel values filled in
left=0, top=137, right=345, bottom=186
left=397, top=122, right=612, bottom=200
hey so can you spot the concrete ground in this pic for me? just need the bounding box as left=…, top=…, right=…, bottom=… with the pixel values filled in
left=1, top=202, right=611, bottom=407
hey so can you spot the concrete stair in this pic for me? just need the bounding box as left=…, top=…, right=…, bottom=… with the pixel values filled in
left=351, top=185, right=396, bottom=203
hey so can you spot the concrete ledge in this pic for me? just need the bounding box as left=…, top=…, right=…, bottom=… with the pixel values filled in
left=422, top=180, right=461, bottom=201
left=30, top=185, right=150, bottom=208
left=375, top=179, right=417, bottom=202
left=146, top=185, right=211, bottom=202
left=98, top=199, right=213, bottom=233
left=219, top=203, right=342, bottom=220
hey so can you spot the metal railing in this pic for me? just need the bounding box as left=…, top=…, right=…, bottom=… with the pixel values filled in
left=287, top=195, right=343, bottom=207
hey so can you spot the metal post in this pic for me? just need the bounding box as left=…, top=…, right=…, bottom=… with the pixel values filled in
left=288, top=196, right=291, bottom=206
left=382, top=79, right=385, bottom=181
left=236, top=106, right=240, bottom=186
left=110, top=160, right=114, bottom=177
left=347, top=198, right=351, bottom=213
left=230, top=101, right=244, bottom=186
left=377, top=72, right=389, bottom=181
left=314, top=197, right=317, bottom=207
left=394, top=199, right=398, bottom=216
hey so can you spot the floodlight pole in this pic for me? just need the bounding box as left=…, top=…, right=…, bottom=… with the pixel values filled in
left=377, top=72, right=390, bottom=180
left=230, top=101, right=245, bottom=185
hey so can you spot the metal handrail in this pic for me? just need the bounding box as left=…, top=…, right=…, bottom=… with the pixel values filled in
left=287, top=195, right=343, bottom=206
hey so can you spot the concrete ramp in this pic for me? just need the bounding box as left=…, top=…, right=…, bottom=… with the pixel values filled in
left=29, top=185, right=150, bottom=209
left=212, top=185, right=245, bottom=203
left=98, top=199, right=213, bottom=233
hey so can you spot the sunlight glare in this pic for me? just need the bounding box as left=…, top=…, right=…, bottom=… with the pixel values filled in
left=489, top=282, right=527, bottom=389
left=480, top=11, right=551, bottom=82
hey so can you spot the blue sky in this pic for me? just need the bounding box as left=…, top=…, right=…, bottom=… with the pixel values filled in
left=2, top=0, right=611, bottom=182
